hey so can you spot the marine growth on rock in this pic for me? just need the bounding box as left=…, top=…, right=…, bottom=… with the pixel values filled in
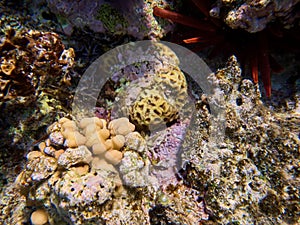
left=0, top=28, right=74, bottom=101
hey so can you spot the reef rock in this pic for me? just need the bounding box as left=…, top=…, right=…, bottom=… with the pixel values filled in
left=46, top=0, right=177, bottom=39
left=181, top=55, right=300, bottom=225
left=211, top=0, right=300, bottom=32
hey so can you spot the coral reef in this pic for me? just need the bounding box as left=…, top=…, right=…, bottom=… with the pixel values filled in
left=45, top=0, right=177, bottom=39
left=0, top=3, right=298, bottom=223
left=1, top=54, right=299, bottom=224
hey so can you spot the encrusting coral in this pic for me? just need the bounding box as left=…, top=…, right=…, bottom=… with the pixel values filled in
left=0, top=28, right=74, bottom=101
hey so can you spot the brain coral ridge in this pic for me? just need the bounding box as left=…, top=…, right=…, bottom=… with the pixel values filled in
left=113, top=64, right=189, bottom=131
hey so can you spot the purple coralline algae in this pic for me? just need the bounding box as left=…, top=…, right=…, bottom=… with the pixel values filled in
left=146, top=119, right=191, bottom=186
left=118, top=118, right=191, bottom=188
left=46, top=0, right=177, bottom=39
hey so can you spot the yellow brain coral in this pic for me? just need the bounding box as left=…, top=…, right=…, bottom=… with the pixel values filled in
left=128, top=62, right=188, bottom=130
left=129, top=89, right=178, bottom=128
left=155, top=66, right=188, bottom=107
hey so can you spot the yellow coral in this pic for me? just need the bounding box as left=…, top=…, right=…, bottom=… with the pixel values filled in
left=155, top=66, right=188, bottom=108
left=156, top=66, right=187, bottom=90
left=128, top=64, right=188, bottom=129
left=129, top=89, right=178, bottom=128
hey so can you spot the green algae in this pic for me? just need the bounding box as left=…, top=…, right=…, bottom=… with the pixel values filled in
left=96, top=4, right=128, bottom=34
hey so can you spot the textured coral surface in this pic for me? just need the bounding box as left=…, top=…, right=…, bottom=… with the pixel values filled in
left=182, top=56, right=300, bottom=225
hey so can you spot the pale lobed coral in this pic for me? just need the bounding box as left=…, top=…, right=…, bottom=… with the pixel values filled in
left=30, top=209, right=49, bottom=225
left=2, top=115, right=139, bottom=224
left=47, top=116, right=136, bottom=166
